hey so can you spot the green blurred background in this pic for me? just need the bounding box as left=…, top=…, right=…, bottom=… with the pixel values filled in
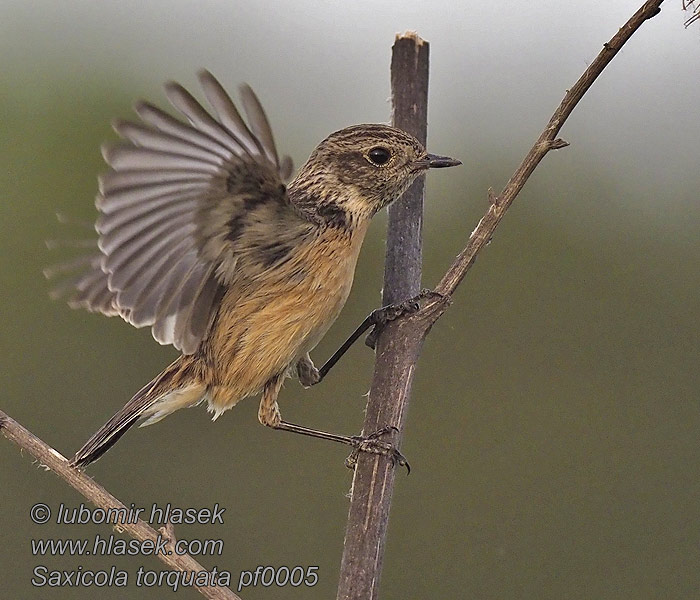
left=2, top=1, right=699, bottom=598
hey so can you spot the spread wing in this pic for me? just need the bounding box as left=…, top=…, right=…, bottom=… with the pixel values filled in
left=46, top=70, right=296, bottom=354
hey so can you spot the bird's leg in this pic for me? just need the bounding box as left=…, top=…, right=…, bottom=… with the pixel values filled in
left=258, top=375, right=409, bottom=472
left=311, top=288, right=444, bottom=383
left=274, top=421, right=410, bottom=473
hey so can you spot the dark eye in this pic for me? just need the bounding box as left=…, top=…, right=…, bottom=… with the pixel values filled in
left=367, top=147, right=392, bottom=166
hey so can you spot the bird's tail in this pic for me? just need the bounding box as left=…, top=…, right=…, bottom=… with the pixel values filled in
left=70, top=355, right=206, bottom=468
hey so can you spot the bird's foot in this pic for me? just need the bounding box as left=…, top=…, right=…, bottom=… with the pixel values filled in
left=345, top=426, right=410, bottom=474
left=365, top=289, right=445, bottom=350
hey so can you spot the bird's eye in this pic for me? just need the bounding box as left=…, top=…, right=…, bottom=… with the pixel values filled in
left=367, top=147, right=392, bottom=166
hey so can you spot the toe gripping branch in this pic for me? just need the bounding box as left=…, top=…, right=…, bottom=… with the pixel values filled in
left=364, top=288, right=443, bottom=350
left=345, top=426, right=410, bottom=474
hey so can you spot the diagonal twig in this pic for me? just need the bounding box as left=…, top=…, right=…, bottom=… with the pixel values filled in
left=434, top=0, right=665, bottom=299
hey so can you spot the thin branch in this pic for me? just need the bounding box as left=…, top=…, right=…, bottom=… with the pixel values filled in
left=336, top=32, right=430, bottom=600
left=434, top=0, right=664, bottom=299
left=0, top=410, right=241, bottom=600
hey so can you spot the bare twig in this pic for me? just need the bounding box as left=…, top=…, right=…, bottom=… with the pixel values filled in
left=338, top=2, right=665, bottom=599
left=0, top=410, right=241, bottom=600
left=433, top=0, right=664, bottom=299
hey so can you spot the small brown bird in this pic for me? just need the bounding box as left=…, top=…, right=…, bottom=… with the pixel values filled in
left=49, top=70, right=460, bottom=468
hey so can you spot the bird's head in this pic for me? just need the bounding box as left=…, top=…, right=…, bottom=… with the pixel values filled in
left=291, top=124, right=461, bottom=226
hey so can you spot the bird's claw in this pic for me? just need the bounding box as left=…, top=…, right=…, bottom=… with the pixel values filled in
left=345, top=426, right=410, bottom=474
left=364, top=289, right=444, bottom=350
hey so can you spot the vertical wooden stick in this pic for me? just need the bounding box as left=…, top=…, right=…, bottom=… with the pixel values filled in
left=336, top=32, right=430, bottom=600
left=384, top=33, right=429, bottom=304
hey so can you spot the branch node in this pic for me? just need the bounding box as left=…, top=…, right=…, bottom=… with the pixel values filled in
left=539, top=138, right=569, bottom=153
left=159, top=521, right=178, bottom=552
left=487, top=187, right=498, bottom=205
left=419, top=288, right=450, bottom=310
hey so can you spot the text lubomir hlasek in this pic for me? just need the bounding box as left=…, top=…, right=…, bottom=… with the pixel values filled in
left=54, top=503, right=225, bottom=525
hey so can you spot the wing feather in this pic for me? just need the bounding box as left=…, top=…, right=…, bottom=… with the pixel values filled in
left=239, top=83, right=280, bottom=168
left=134, top=101, right=239, bottom=159
left=198, top=70, right=264, bottom=159
left=46, top=251, right=119, bottom=316
left=108, top=223, right=197, bottom=292
left=99, top=198, right=197, bottom=252
left=96, top=189, right=202, bottom=230
left=105, top=218, right=196, bottom=280
left=120, top=237, right=197, bottom=319
left=151, top=251, right=201, bottom=345
left=102, top=144, right=225, bottom=174
left=164, top=82, right=248, bottom=158
left=98, top=169, right=211, bottom=196
left=125, top=240, right=197, bottom=326
left=48, top=71, right=297, bottom=354
left=112, top=119, right=231, bottom=164
left=172, top=262, right=217, bottom=353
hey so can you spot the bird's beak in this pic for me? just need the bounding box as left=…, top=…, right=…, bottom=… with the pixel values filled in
left=426, top=153, right=462, bottom=168
left=412, top=153, right=462, bottom=171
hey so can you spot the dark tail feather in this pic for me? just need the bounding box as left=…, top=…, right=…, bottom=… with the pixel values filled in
left=70, top=409, right=142, bottom=468
left=70, top=357, right=190, bottom=468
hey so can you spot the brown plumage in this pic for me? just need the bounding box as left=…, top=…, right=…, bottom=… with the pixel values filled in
left=47, top=70, right=460, bottom=467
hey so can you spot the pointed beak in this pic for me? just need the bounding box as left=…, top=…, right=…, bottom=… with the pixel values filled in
left=426, top=153, right=462, bottom=168
left=412, top=153, right=462, bottom=171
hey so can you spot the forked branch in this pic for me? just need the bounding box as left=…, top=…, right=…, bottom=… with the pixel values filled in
left=338, top=2, right=666, bottom=600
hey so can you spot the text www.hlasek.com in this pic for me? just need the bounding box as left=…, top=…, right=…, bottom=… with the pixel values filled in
left=32, top=533, right=223, bottom=558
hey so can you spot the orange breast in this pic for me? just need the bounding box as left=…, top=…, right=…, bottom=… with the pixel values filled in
left=205, top=222, right=368, bottom=411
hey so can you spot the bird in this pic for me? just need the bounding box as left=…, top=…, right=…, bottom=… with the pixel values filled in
left=47, top=70, right=461, bottom=468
